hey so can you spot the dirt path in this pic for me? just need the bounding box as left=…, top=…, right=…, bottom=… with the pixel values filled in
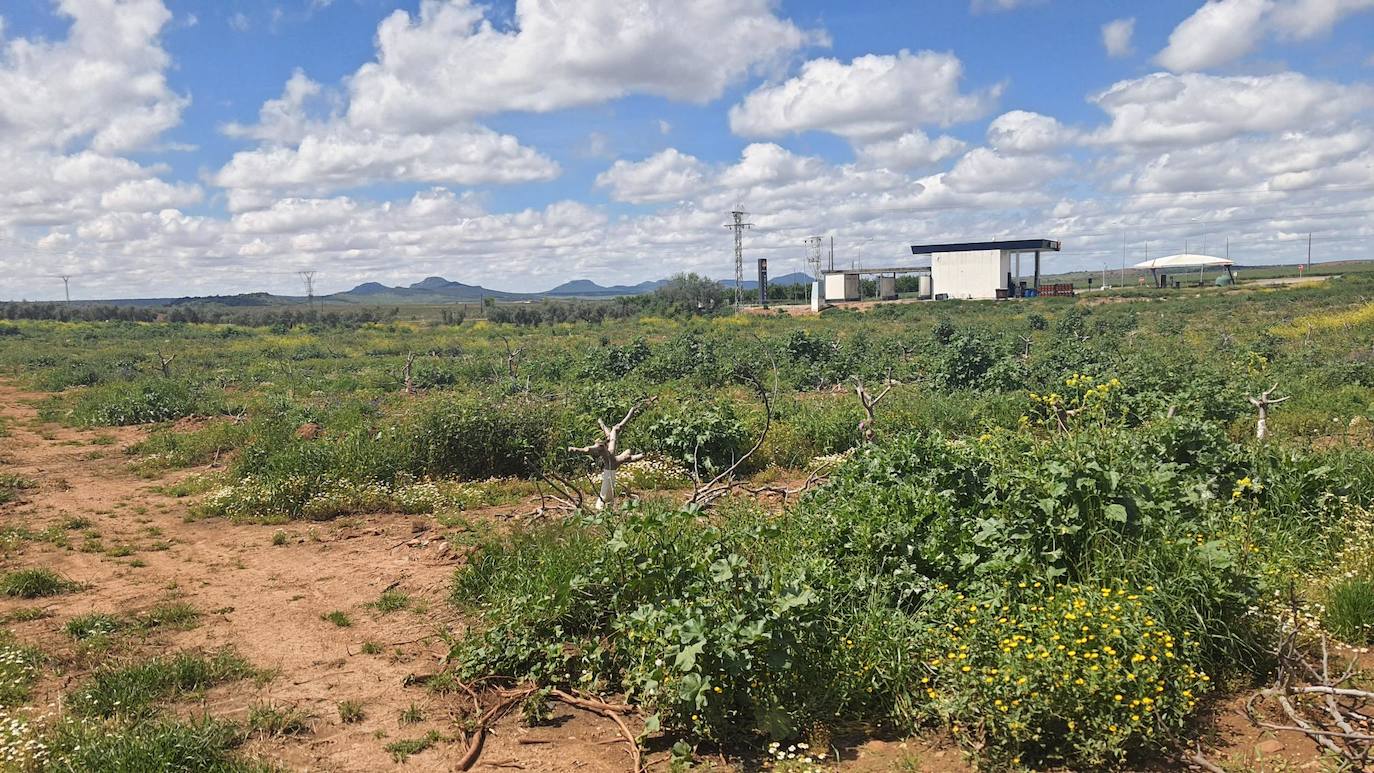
left=0, top=381, right=645, bottom=771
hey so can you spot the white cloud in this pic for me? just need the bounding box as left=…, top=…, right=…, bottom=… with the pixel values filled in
left=0, top=0, right=195, bottom=230
left=228, top=11, right=249, bottom=31
left=1089, top=72, right=1374, bottom=148
left=1156, top=0, right=1272, bottom=72
left=729, top=50, right=1000, bottom=140
left=596, top=149, right=709, bottom=204
left=1270, top=0, right=1374, bottom=38
left=222, top=69, right=326, bottom=144
left=345, top=0, right=822, bottom=133
left=99, top=178, right=202, bottom=212
left=1156, top=0, right=1374, bottom=71
left=944, top=148, right=1072, bottom=193
left=1102, top=18, right=1135, bottom=58
left=987, top=111, right=1077, bottom=154
left=0, top=0, right=185, bottom=153
left=214, top=125, right=559, bottom=202
left=854, top=131, right=966, bottom=170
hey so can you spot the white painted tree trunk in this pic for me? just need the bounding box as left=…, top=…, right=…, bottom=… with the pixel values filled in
left=596, top=468, right=616, bottom=510
left=1256, top=408, right=1268, bottom=440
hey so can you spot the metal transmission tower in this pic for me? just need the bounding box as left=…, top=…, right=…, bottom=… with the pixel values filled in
left=724, top=209, right=752, bottom=308
left=298, top=270, right=317, bottom=311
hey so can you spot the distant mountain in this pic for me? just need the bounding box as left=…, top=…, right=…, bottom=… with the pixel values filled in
left=545, top=278, right=668, bottom=297
left=348, top=282, right=390, bottom=295
left=736, top=271, right=813, bottom=290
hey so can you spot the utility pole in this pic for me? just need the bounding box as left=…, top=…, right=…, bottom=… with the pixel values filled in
left=298, top=270, right=316, bottom=312
left=1120, top=238, right=1126, bottom=285
left=1307, top=232, right=1312, bottom=270
left=724, top=209, right=752, bottom=308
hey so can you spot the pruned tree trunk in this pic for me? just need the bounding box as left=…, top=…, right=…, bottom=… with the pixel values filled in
left=1249, top=385, right=1290, bottom=440
left=403, top=352, right=416, bottom=396
left=570, top=398, right=654, bottom=510
left=854, top=377, right=892, bottom=443
left=155, top=350, right=175, bottom=378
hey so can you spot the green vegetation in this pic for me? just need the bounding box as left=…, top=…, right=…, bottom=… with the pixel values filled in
left=70, top=649, right=255, bottom=718
left=1, top=568, right=78, bottom=598
left=4, top=274, right=1374, bottom=768
left=385, top=730, right=441, bottom=762
left=337, top=700, right=365, bottom=724
left=0, top=630, right=42, bottom=707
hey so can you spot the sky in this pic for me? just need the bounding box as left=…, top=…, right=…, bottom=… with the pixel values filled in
left=2, top=0, right=1374, bottom=300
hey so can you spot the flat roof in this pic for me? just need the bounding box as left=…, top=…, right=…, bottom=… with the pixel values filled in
left=910, top=239, right=1061, bottom=254
left=822, top=265, right=932, bottom=275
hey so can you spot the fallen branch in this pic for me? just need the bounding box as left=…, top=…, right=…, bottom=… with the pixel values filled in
left=689, top=371, right=771, bottom=507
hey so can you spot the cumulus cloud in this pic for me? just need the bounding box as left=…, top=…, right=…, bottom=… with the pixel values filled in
left=1102, top=18, right=1135, bottom=58
left=987, top=111, right=1078, bottom=154
left=595, top=149, right=709, bottom=204
left=214, top=125, right=559, bottom=203
left=1156, top=0, right=1374, bottom=71
left=345, top=0, right=822, bottom=132
left=0, top=0, right=185, bottom=153
left=1156, top=0, right=1272, bottom=72
left=1089, top=72, right=1374, bottom=147
left=217, top=0, right=820, bottom=202
left=854, top=131, right=966, bottom=170
left=729, top=50, right=1000, bottom=140
left=0, top=0, right=195, bottom=228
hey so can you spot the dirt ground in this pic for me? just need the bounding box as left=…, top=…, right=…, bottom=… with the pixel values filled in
left=0, top=379, right=1350, bottom=771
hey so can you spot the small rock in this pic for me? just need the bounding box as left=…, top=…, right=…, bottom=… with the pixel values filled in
left=1255, top=739, right=1284, bottom=755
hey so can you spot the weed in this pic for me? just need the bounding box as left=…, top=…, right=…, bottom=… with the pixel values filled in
left=137, top=602, right=200, bottom=631
left=1, top=608, right=52, bottom=623
left=337, top=700, right=365, bottom=724
left=66, top=613, right=123, bottom=641
left=70, top=649, right=255, bottom=718
left=1324, top=575, right=1374, bottom=644
left=385, top=730, right=441, bottom=762
left=271, top=530, right=288, bottom=546
left=0, top=632, right=42, bottom=707
left=1, top=568, right=78, bottom=598
left=359, top=641, right=383, bottom=655
left=321, top=610, right=352, bottom=628
left=369, top=590, right=410, bottom=613
left=247, top=702, right=313, bottom=737
left=399, top=703, right=424, bottom=724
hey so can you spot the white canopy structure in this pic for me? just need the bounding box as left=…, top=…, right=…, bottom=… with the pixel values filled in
left=1132, top=253, right=1235, bottom=286
left=1132, top=253, right=1234, bottom=270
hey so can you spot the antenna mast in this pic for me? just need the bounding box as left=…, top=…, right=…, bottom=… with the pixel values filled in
left=724, top=209, right=752, bottom=308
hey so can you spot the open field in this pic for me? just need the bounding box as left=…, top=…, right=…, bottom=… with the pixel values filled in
left=3, top=276, right=1374, bottom=771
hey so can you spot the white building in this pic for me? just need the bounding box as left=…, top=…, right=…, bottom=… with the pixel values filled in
left=912, top=239, right=1061, bottom=300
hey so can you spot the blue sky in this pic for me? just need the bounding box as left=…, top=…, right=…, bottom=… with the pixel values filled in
left=2, top=0, right=1373, bottom=299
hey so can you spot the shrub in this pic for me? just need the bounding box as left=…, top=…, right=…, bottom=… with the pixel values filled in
left=70, top=379, right=220, bottom=426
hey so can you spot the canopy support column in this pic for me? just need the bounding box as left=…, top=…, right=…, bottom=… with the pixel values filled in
left=1033, top=250, right=1041, bottom=291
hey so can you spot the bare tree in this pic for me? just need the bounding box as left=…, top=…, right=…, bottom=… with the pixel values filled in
left=854, top=377, right=892, bottom=443
left=402, top=352, right=417, bottom=396
left=570, top=398, right=654, bottom=510
left=154, top=350, right=175, bottom=379
left=1248, top=385, right=1290, bottom=440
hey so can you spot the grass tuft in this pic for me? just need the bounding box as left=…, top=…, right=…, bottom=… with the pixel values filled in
left=2, top=568, right=78, bottom=598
